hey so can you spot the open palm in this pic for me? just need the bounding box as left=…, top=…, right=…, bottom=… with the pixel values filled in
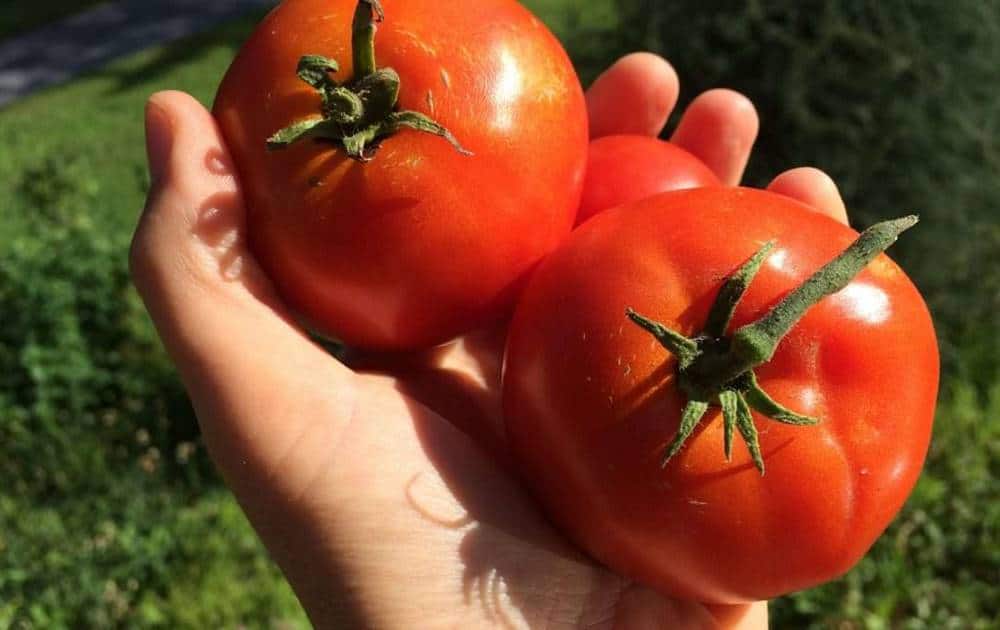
left=132, top=53, right=848, bottom=629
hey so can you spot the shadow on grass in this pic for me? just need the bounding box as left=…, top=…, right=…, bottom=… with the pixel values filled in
left=99, top=9, right=268, bottom=95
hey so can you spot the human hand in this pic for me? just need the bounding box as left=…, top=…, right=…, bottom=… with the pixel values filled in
left=132, top=52, right=848, bottom=628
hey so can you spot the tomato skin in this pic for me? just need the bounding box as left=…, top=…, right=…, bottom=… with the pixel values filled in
left=503, top=187, right=939, bottom=603
left=214, top=0, right=588, bottom=350
left=577, top=135, right=720, bottom=225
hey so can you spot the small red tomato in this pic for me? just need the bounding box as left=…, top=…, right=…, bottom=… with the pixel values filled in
left=577, top=134, right=720, bottom=225
left=214, top=0, right=588, bottom=350
left=503, top=187, right=938, bottom=603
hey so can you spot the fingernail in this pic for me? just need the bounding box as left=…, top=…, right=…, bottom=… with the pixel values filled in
left=145, top=94, right=173, bottom=186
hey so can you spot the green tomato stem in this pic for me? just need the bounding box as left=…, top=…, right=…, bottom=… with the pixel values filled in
left=267, top=0, right=469, bottom=161
left=627, top=215, right=918, bottom=474
left=352, top=0, right=382, bottom=79
left=704, top=241, right=775, bottom=339
left=728, top=215, right=919, bottom=372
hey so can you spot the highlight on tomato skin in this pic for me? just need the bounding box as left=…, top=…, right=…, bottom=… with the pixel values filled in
left=213, top=0, right=589, bottom=351
left=502, top=186, right=939, bottom=604
left=577, top=134, right=720, bottom=226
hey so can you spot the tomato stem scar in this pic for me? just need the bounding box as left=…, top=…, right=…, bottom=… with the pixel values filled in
left=627, top=215, right=918, bottom=474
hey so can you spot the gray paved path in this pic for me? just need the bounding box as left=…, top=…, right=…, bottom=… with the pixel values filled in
left=0, top=0, right=279, bottom=107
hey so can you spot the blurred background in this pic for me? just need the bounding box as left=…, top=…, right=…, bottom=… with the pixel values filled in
left=0, top=0, right=996, bottom=627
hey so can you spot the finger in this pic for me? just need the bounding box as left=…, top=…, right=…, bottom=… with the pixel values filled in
left=707, top=601, right=769, bottom=629
left=767, top=167, right=850, bottom=225
left=131, top=91, right=356, bottom=498
left=671, top=89, right=759, bottom=185
left=585, top=585, right=767, bottom=630
left=348, top=321, right=511, bottom=466
left=586, top=52, right=679, bottom=139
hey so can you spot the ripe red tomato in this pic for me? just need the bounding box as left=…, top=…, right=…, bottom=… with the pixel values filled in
left=577, top=134, right=720, bottom=225
left=214, top=0, right=588, bottom=350
left=503, top=187, right=938, bottom=603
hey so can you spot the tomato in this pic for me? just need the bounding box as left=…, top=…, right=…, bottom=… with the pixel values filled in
left=503, top=187, right=938, bottom=603
left=214, top=0, right=588, bottom=350
left=577, top=134, right=720, bottom=225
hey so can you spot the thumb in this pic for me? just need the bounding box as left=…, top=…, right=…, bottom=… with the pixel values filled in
left=145, top=96, right=173, bottom=187
left=132, top=91, right=357, bottom=501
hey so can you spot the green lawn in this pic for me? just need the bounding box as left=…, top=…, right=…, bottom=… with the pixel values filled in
left=0, top=1, right=996, bottom=628
left=0, top=10, right=308, bottom=628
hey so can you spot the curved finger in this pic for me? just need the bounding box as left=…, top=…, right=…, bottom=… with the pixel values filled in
left=614, top=586, right=767, bottom=629
left=348, top=321, right=511, bottom=466
left=131, top=90, right=357, bottom=497
left=671, top=89, right=759, bottom=185
left=707, top=601, right=769, bottom=630
left=586, top=52, right=679, bottom=139
left=767, top=167, right=850, bottom=225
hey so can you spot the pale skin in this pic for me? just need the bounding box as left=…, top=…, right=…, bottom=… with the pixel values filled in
left=132, top=53, right=850, bottom=629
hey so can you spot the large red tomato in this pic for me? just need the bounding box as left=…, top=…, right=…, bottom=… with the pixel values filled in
left=578, top=134, right=719, bottom=225
left=214, top=0, right=588, bottom=350
left=503, top=187, right=939, bottom=603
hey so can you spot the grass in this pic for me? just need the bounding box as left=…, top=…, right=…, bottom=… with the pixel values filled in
left=0, top=0, right=995, bottom=627
left=0, top=10, right=308, bottom=628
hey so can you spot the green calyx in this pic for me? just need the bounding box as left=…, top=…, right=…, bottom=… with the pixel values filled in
left=627, top=215, right=918, bottom=475
left=267, top=0, right=471, bottom=161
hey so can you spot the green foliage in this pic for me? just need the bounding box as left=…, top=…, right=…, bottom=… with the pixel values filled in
left=0, top=11, right=306, bottom=628
left=527, top=0, right=621, bottom=84
left=0, top=488, right=303, bottom=629
left=1, top=152, right=177, bottom=497
left=0, top=138, right=303, bottom=629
